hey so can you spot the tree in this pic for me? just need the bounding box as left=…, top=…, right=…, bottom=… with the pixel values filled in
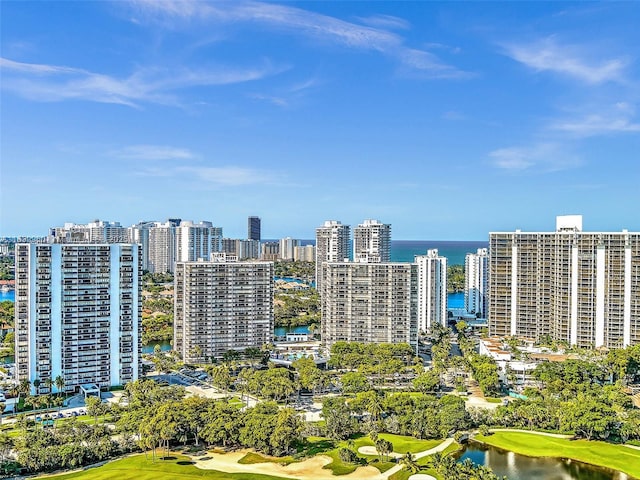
left=260, top=368, right=296, bottom=402
left=413, top=369, right=440, bottom=393
left=401, top=451, right=420, bottom=473
left=208, top=365, right=232, bottom=394
left=85, top=396, right=109, bottom=425
left=18, top=379, right=32, bottom=408
left=308, top=322, right=319, bottom=339
left=202, top=399, right=242, bottom=448
left=340, top=371, right=371, bottom=394
left=376, top=438, right=393, bottom=462
left=54, top=375, right=65, bottom=397
left=322, top=397, right=355, bottom=440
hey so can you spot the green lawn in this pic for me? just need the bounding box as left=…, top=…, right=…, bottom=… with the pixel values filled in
left=41, top=454, right=293, bottom=480
left=376, top=433, right=442, bottom=454
left=237, top=452, right=295, bottom=465
left=476, top=431, right=640, bottom=479
left=302, top=433, right=445, bottom=476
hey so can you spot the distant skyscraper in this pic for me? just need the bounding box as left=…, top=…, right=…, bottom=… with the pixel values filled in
left=465, top=248, right=489, bottom=318
left=416, top=249, right=448, bottom=332
left=320, top=261, right=418, bottom=349
left=489, top=215, right=640, bottom=348
left=315, top=221, right=351, bottom=291
left=261, top=242, right=280, bottom=261
left=15, top=243, right=141, bottom=394
left=175, top=221, right=223, bottom=263
left=174, top=255, right=273, bottom=362
left=248, top=216, right=261, bottom=241
left=294, top=245, right=315, bottom=262
left=49, top=220, right=129, bottom=244
left=279, top=237, right=301, bottom=261
left=148, top=221, right=176, bottom=273
left=353, top=219, right=391, bottom=263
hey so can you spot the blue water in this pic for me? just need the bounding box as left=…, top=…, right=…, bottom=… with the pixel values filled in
left=142, top=341, right=172, bottom=354
left=391, top=240, right=487, bottom=265
left=448, top=292, right=464, bottom=309
left=274, top=325, right=311, bottom=337
left=275, top=240, right=487, bottom=266
left=0, top=290, right=15, bottom=302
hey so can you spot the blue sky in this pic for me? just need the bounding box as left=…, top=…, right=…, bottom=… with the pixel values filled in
left=1, top=1, right=639, bottom=240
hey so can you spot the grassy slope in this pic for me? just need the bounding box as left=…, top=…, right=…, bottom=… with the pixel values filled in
left=40, top=454, right=292, bottom=480
left=476, top=431, right=640, bottom=479
left=41, top=434, right=451, bottom=480
left=238, top=452, right=295, bottom=465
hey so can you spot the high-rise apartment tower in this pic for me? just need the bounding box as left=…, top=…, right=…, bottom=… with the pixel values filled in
left=489, top=216, right=640, bottom=348
left=465, top=248, right=489, bottom=319
left=353, top=219, right=391, bottom=263
left=315, top=221, right=351, bottom=291
left=415, top=249, right=448, bottom=332
left=320, top=261, right=418, bottom=349
left=174, top=255, right=273, bottom=362
left=14, top=243, right=141, bottom=394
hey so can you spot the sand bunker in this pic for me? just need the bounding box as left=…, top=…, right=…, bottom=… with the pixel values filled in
left=192, top=438, right=454, bottom=480
left=357, top=446, right=403, bottom=459
left=193, top=449, right=393, bottom=480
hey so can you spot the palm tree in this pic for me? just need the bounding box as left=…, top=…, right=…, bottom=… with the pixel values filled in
left=401, top=452, right=420, bottom=474
left=16, top=379, right=31, bottom=411
left=308, top=322, right=318, bottom=339
left=43, top=377, right=53, bottom=394
left=32, top=378, right=41, bottom=395
left=54, top=375, right=65, bottom=397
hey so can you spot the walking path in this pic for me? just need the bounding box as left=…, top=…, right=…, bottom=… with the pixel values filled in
left=193, top=438, right=455, bottom=480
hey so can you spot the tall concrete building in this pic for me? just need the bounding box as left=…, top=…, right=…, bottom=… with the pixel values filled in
left=315, top=221, right=351, bottom=291
left=294, top=245, right=315, bottom=262
left=320, top=262, right=418, bottom=349
left=415, top=249, right=448, bottom=332
left=279, top=237, right=301, bottom=261
left=353, top=219, right=391, bottom=263
left=14, top=243, right=141, bottom=394
left=261, top=242, right=280, bottom=261
left=248, top=216, right=261, bottom=241
left=49, top=220, right=130, bottom=244
left=175, top=221, right=223, bottom=263
left=147, top=221, right=176, bottom=273
left=465, top=248, right=489, bottom=319
left=489, top=216, right=640, bottom=348
left=174, top=256, right=273, bottom=363
left=128, top=221, right=154, bottom=272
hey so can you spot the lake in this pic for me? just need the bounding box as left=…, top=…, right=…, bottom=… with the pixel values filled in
left=458, top=441, right=629, bottom=480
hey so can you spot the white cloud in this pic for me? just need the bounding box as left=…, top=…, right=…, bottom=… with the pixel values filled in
left=130, top=0, right=470, bottom=78
left=138, top=164, right=280, bottom=186
left=551, top=102, right=640, bottom=136
left=356, top=14, right=410, bottom=31
left=489, top=143, right=582, bottom=172
left=503, top=36, right=628, bottom=84
left=0, top=57, right=283, bottom=107
left=179, top=166, right=277, bottom=185
left=112, top=145, right=196, bottom=161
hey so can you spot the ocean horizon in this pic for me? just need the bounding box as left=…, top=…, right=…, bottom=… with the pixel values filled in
left=269, top=239, right=488, bottom=266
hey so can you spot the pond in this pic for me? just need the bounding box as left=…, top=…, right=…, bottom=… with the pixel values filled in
left=458, top=442, right=630, bottom=480
left=142, top=341, right=172, bottom=354
left=273, top=325, right=311, bottom=337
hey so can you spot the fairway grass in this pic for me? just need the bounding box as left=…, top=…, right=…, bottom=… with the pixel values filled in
left=476, top=431, right=640, bottom=479
left=238, top=452, right=296, bottom=466
left=41, top=454, right=293, bottom=480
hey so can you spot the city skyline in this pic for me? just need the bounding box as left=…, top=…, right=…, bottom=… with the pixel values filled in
left=2, top=2, right=639, bottom=239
